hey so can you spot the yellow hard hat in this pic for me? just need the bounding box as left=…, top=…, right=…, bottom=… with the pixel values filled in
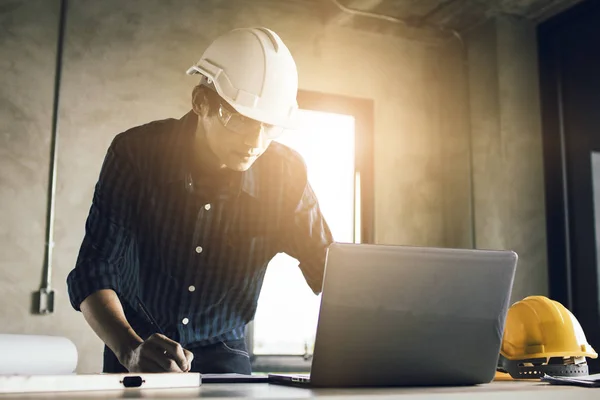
left=498, top=296, right=597, bottom=379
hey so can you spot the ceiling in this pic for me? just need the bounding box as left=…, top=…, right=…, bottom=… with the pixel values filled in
left=314, top=0, right=584, bottom=41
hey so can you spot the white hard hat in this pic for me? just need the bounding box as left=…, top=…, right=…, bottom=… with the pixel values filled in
left=186, top=27, right=299, bottom=129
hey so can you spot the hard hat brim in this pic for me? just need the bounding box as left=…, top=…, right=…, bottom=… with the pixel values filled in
left=186, top=65, right=300, bottom=130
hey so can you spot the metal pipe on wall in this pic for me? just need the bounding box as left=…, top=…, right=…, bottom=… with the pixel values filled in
left=35, top=0, right=68, bottom=315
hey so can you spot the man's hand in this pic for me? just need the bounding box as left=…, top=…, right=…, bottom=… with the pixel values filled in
left=79, top=290, right=194, bottom=372
left=120, top=333, right=194, bottom=372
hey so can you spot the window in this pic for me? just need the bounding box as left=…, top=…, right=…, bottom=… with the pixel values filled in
left=248, top=91, right=374, bottom=372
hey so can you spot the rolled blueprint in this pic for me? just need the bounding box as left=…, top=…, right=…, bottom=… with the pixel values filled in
left=0, top=334, right=78, bottom=375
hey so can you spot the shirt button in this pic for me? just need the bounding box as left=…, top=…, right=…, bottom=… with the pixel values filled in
left=204, top=204, right=211, bottom=211
left=182, top=318, right=189, bottom=325
left=195, top=246, right=203, bottom=254
left=188, top=285, right=196, bottom=292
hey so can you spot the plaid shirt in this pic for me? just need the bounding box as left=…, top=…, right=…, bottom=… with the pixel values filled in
left=67, top=111, right=333, bottom=347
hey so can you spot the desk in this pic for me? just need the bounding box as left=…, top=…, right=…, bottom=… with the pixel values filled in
left=0, top=381, right=597, bottom=399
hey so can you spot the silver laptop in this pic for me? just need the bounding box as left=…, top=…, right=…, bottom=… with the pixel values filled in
left=268, top=243, right=517, bottom=387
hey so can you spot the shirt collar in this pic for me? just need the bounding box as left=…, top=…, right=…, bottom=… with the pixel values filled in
left=234, top=165, right=258, bottom=198
left=159, top=110, right=259, bottom=198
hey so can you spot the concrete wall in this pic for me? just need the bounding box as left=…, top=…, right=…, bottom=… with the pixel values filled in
left=0, top=0, right=65, bottom=342
left=436, top=39, right=474, bottom=250
left=1, top=0, right=453, bottom=373
left=466, top=16, right=549, bottom=303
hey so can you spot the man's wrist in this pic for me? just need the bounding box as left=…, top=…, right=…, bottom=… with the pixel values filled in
left=115, top=329, right=143, bottom=364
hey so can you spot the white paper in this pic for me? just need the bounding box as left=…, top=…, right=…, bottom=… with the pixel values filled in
left=0, top=334, right=78, bottom=375
left=542, top=373, right=600, bottom=387
left=0, top=373, right=201, bottom=393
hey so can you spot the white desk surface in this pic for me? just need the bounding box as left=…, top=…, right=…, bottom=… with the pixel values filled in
left=0, top=380, right=597, bottom=400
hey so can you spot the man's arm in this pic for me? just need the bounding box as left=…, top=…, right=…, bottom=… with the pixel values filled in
left=80, top=290, right=143, bottom=364
left=67, top=136, right=191, bottom=372
left=81, top=289, right=192, bottom=372
left=67, top=135, right=138, bottom=312
left=279, top=163, right=334, bottom=294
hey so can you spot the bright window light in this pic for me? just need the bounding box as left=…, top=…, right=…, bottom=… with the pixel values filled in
left=252, top=109, right=356, bottom=356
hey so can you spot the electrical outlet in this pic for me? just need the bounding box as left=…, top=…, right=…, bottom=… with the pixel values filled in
left=36, top=287, right=55, bottom=314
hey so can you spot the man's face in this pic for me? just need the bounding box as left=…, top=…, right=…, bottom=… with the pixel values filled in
left=193, top=87, right=282, bottom=172
left=203, top=107, right=273, bottom=171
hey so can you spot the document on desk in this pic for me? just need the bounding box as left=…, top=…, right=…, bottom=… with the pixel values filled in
left=0, top=373, right=201, bottom=394
left=201, top=373, right=269, bottom=383
left=541, top=373, right=600, bottom=388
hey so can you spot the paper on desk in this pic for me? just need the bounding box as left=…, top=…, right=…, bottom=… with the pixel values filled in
left=0, top=334, right=77, bottom=375
left=0, top=373, right=201, bottom=393
left=541, top=373, right=600, bottom=387
left=201, top=373, right=268, bottom=383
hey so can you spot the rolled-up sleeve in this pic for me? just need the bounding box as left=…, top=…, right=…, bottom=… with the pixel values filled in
left=67, top=136, right=138, bottom=311
left=279, top=162, right=334, bottom=295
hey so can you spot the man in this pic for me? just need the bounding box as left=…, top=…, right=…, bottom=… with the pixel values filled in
left=67, top=27, right=333, bottom=374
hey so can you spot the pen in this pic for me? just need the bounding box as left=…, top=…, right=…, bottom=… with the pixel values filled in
left=136, top=295, right=165, bottom=335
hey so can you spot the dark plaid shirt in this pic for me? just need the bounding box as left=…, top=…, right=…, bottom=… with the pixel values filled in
left=67, top=111, right=333, bottom=347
